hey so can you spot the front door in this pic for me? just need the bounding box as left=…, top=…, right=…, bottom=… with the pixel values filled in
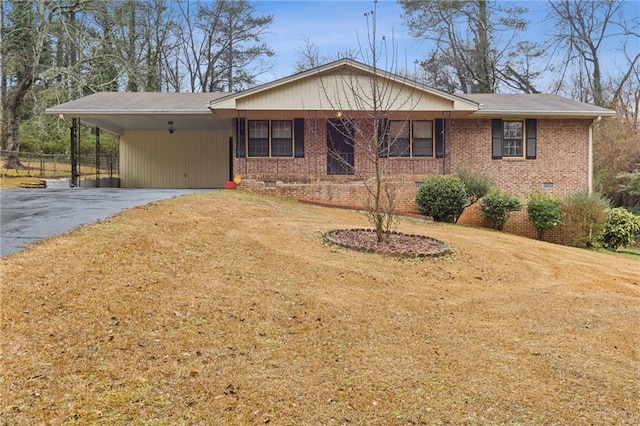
left=327, top=119, right=354, bottom=175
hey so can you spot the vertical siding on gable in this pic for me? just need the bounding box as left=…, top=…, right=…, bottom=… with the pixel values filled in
left=120, top=129, right=231, bottom=188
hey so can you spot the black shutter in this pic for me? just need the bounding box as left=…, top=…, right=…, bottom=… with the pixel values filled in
left=378, top=118, right=388, bottom=157
left=491, top=119, right=503, bottom=159
left=236, top=118, right=246, bottom=158
left=294, top=118, right=305, bottom=158
left=526, top=118, right=537, bottom=159
left=435, top=118, right=445, bottom=158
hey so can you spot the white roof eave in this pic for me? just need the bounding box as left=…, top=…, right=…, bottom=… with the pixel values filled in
left=471, top=109, right=617, bottom=118
left=46, top=109, right=212, bottom=115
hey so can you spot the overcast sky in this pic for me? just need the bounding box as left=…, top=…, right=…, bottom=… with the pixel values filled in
left=255, top=0, right=639, bottom=91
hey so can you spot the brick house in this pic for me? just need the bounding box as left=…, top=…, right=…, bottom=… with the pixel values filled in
left=47, top=59, right=615, bottom=218
left=208, top=59, right=616, bottom=213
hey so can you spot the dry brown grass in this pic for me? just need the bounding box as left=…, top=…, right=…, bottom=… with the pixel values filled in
left=1, top=161, right=73, bottom=179
left=1, top=191, right=639, bottom=425
left=1, top=161, right=116, bottom=188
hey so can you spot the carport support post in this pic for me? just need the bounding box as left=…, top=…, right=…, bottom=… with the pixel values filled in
left=95, top=127, right=101, bottom=187
left=228, top=136, right=234, bottom=181
left=70, top=118, right=79, bottom=188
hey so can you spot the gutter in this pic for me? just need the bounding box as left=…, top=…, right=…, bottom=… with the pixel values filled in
left=470, top=110, right=617, bottom=118
left=589, top=116, right=602, bottom=194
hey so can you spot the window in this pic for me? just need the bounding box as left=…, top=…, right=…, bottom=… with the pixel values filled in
left=413, top=120, right=433, bottom=157
left=248, top=120, right=269, bottom=157
left=247, top=120, right=293, bottom=157
left=491, top=119, right=537, bottom=160
left=384, top=120, right=434, bottom=157
left=503, top=121, right=523, bottom=157
left=388, top=121, right=410, bottom=156
left=271, top=120, right=293, bottom=157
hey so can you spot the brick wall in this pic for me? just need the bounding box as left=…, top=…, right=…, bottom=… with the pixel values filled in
left=450, top=119, right=591, bottom=198
left=232, top=115, right=593, bottom=237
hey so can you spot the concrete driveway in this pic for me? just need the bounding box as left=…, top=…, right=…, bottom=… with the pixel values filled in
left=1, top=186, right=211, bottom=256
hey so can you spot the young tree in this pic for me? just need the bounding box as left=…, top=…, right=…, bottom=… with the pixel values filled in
left=319, top=1, right=422, bottom=242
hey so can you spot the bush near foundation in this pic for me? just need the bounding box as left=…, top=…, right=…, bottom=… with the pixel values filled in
left=600, top=207, right=640, bottom=250
left=560, top=192, right=610, bottom=248
left=456, top=168, right=493, bottom=207
left=481, top=191, right=522, bottom=231
left=415, top=175, right=467, bottom=222
left=527, top=192, right=563, bottom=240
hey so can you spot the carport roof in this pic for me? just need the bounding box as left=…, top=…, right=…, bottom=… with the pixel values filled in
left=46, top=92, right=228, bottom=134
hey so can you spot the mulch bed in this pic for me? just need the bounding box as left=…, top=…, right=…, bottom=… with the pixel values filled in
left=324, top=228, right=451, bottom=258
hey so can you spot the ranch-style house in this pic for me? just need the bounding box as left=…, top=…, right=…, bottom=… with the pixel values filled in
left=47, top=59, right=615, bottom=213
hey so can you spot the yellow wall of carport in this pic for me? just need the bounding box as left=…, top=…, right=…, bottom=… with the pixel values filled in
left=120, top=129, right=232, bottom=188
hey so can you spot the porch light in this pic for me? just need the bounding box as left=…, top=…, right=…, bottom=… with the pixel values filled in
left=335, top=111, right=343, bottom=118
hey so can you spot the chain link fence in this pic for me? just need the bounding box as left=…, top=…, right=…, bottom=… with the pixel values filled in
left=1, top=150, right=119, bottom=180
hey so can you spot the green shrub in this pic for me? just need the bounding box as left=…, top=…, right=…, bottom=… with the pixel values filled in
left=456, top=167, right=493, bottom=206
left=600, top=207, right=640, bottom=250
left=416, top=175, right=467, bottom=222
left=480, top=191, right=522, bottom=230
left=561, top=192, right=610, bottom=248
left=527, top=191, right=563, bottom=240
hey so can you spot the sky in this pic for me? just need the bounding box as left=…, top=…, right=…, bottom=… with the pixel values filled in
left=252, top=0, right=640, bottom=91
left=257, top=0, right=422, bottom=79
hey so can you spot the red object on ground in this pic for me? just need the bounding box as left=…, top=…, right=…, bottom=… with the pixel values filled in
left=225, top=181, right=237, bottom=189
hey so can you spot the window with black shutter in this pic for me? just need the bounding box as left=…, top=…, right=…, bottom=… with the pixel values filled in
left=379, top=119, right=434, bottom=157
left=492, top=118, right=537, bottom=160
left=246, top=119, right=296, bottom=157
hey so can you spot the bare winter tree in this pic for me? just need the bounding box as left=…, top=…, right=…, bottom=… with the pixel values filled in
left=1, top=0, right=87, bottom=169
left=547, top=0, right=640, bottom=108
left=399, top=0, right=542, bottom=94
left=175, top=0, right=274, bottom=93
left=318, top=1, right=421, bottom=242
left=294, top=37, right=358, bottom=73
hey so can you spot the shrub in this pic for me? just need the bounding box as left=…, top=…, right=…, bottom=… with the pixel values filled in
left=416, top=175, right=467, bottom=222
left=456, top=167, right=493, bottom=207
left=480, top=191, right=522, bottom=230
left=561, top=192, right=610, bottom=248
left=527, top=192, right=563, bottom=240
left=600, top=207, right=640, bottom=250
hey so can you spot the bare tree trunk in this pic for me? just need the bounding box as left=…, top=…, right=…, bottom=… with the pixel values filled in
left=0, top=0, right=6, bottom=151
left=3, top=70, right=32, bottom=169
left=474, top=0, right=493, bottom=93
left=126, top=0, right=138, bottom=92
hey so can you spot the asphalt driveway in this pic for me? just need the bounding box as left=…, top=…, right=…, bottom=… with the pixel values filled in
left=1, top=186, right=211, bottom=256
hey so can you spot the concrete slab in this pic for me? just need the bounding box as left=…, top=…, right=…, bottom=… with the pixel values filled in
left=0, top=187, right=211, bottom=256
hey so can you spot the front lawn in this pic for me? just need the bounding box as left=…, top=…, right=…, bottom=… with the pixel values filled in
left=2, top=191, right=638, bottom=425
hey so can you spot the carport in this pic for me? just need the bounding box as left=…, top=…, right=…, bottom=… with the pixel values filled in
left=45, top=92, right=233, bottom=189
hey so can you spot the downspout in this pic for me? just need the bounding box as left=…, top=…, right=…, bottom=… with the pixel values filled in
left=588, top=116, right=601, bottom=194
